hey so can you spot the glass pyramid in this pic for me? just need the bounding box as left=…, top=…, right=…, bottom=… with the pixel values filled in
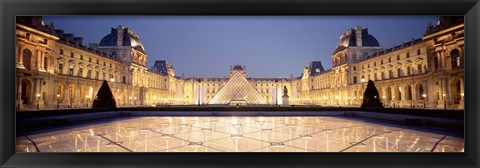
left=209, top=72, right=267, bottom=105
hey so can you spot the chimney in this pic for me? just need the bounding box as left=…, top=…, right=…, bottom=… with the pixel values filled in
left=116, top=25, right=124, bottom=46
left=355, top=25, right=362, bottom=47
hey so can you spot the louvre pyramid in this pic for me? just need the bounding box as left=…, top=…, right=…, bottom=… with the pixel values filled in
left=209, top=72, right=267, bottom=105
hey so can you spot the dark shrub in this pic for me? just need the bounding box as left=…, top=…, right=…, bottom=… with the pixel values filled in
left=92, top=80, right=117, bottom=109
left=361, top=80, right=384, bottom=108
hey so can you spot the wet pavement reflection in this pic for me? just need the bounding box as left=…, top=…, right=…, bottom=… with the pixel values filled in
left=16, top=116, right=464, bottom=152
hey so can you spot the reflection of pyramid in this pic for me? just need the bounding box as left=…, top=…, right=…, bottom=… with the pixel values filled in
left=209, top=72, right=267, bottom=105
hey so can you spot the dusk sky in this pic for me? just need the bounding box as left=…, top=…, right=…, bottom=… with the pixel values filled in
left=43, top=16, right=439, bottom=78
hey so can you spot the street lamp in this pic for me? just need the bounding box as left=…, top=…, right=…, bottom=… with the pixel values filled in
left=335, top=96, right=339, bottom=105
left=323, top=96, right=327, bottom=105
left=153, top=96, right=157, bottom=106
left=85, top=96, right=89, bottom=107
left=422, top=94, right=426, bottom=108
left=134, top=96, right=137, bottom=106
left=443, top=93, right=446, bottom=109
left=57, top=94, right=60, bottom=108
left=36, top=93, right=40, bottom=109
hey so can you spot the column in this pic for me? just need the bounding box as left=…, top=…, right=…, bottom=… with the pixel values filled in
left=18, top=45, right=24, bottom=67
left=459, top=78, right=464, bottom=109
left=17, top=77, right=23, bottom=109
left=64, top=82, right=70, bottom=108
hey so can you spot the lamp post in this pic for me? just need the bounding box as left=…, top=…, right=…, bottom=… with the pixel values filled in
left=134, top=96, right=137, bottom=106
left=85, top=96, right=89, bottom=107
left=323, top=96, right=327, bottom=106
left=275, top=79, right=278, bottom=106
left=443, top=93, right=446, bottom=109
left=57, top=94, right=60, bottom=108
left=335, top=96, right=339, bottom=106
left=36, top=93, right=40, bottom=109
left=422, top=94, right=426, bottom=108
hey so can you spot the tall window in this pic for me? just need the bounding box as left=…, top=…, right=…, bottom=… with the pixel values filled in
left=353, top=76, right=357, bottom=84
left=71, top=52, right=74, bottom=58
left=58, top=64, right=64, bottom=74
left=60, top=49, right=64, bottom=55
left=87, top=70, right=91, bottom=78
left=451, top=49, right=461, bottom=68
left=406, top=52, right=410, bottom=58
left=22, top=49, right=32, bottom=70
left=397, top=68, right=402, bottom=77
left=44, top=58, right=48, bottom=70
left=434, top=56, right=439, bottom=70
left=96, top=71, right=99, bottom=79
left=417, top=64, right=422, bottom=74
left=69, top=65, right=74, bottom=75
left=417, top=49, right=421, bottom=55
left=407, top=66, right=411, bottom=76
left=78, top=68, right=83, bottom=77
left=397, top=55, right=400, bottom=60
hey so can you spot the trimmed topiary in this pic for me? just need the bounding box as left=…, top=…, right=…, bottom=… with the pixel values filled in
left=92, top=80, right=117, bottom=109
left=361, top=80, right=384, bottom=108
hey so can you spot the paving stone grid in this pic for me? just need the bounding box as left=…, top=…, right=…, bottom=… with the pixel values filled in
left=16, top=116, right=464, bottom=152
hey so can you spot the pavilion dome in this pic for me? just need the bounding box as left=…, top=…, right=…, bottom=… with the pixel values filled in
left=99, top=25, right=146, bottom=55
left=332, top=27, right=380, bottom=55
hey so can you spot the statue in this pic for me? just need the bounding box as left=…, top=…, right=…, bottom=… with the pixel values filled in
left=283, top=86, right=288, bottom=96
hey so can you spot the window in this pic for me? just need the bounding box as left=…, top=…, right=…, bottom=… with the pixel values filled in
left=406, top=52, right=410, bottom=58
left=26, top=33, right=30, bottom=40
left=89, top=57, right=92, bottom=62
left=353, top=76, right=357, bottom=84
left=397, top=55, right=400, bottom=60
left=43, top=39, right=48, bottom=44
left=80, top=55, right=83, bottom=60
left=407, top=66, right=411, bottom=75
left=397, top=68, right=402, bottom=77
left=103, top=62, right=106, bottom=66
left=19, top=47, right=31, bottom=64
left=389, top=57, right=391, bottom=62
left=69, top=65, right=74, bottom=75
left=58, top=64, right=64, bottom=74
left=43, top=57, right=48, bottom=70
left=451, top=49, right=461, bottom=68
left=103, top=73, right=106, bottom=80
left=97, top=60, right=99, bottom=64
left=78, top=68, right=83, bottom=77
left=417, top=49, right=421, bottom=55
left=418, top=64, right=422, bottom=74
left=87, top=70, right=92, bottom=78
left=374, top=62, right=376, bottom=66
left=381, top=60, right=383, bottom=64
left=60, top=49, right=64, bottom=55
left=71, top=52, right=74, bottom=58
left=434, top=56, right=439, bottom=70
left=353, top=66, right=356, bottom=71
left=96, top=71, right=99, bottom=79
left=123, top=76, right=126, bottom=83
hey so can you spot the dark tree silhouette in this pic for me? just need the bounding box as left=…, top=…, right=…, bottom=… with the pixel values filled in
left=361, top=80, right=384, bottom=108
left=92, top=80, right=117, bottom=109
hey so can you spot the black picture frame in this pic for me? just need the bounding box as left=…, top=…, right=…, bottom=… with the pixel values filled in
left=1, top=0, right=479, bottom=168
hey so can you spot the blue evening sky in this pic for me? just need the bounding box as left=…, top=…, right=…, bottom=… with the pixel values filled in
left=43, top=16, right=439, bottom=78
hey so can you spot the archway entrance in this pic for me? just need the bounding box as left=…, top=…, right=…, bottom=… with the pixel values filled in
left=450, top=79, right=461, bottom=105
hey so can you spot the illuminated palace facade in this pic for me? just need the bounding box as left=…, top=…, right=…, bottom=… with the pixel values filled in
left=15, top=16, right=464, bottom=110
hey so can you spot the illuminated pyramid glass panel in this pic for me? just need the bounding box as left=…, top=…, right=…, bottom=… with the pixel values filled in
left=209, top=72, right=267, bottom=105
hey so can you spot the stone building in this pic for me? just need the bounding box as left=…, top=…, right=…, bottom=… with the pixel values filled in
left=294, top=16, right=464, bottom=109
left=15, top=16, right=464, bottom=110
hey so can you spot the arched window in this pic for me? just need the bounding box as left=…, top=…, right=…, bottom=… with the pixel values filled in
left=22, top=49, right=32, bottom=70
left=407, top=66, right=411, bottom=76
left=87, top=70, right=92, bottom=78
left=78, top=68, right=83, bottom=77
left=397, top=68, right=402, bottom=77
left=451, top=49, right=461, bottom=68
